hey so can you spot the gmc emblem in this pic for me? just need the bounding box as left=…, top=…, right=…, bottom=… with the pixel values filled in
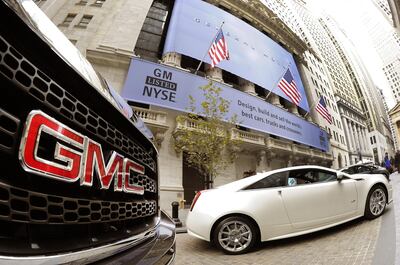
left=19, top=110, right=145, bottom=195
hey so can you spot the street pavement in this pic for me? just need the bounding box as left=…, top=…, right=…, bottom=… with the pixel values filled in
left=174, top=173, right=400, bottom=265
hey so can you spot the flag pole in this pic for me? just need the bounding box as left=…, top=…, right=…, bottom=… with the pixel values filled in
left=195, top=21, right=225, bottom=75
left=265, top=61, right=291, bottom=100
left=304, top=96, right=320, bottom=118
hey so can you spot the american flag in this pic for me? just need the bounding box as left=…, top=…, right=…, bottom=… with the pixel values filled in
left=277, top=68, right=301, bottom=105
left=315, top=96, right=332, bottom=124
left=208, top=29, right=229, bottom=68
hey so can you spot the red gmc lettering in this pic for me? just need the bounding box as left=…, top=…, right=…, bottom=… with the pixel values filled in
left=20, top=111, right=145, bottom=195
left=124, top=159, right=145, bottom=193
left=81, top=141, right=124, bottom=191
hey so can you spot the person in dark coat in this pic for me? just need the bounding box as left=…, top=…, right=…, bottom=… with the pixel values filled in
left=384, top=153, right=392, bottom=173
left=395, top=151, right=400, bottom=172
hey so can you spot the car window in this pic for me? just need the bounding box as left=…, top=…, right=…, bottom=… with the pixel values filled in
left=288, top=169, right=337, bottom=186
left=288, top=169, right=316, bottom=185
left=342, top=167, right=353, bottom=174
left=245, top=171, right=289, bottom=190
left=316, top=171, right=337, bottom=182
left=356, top=166, right=371, bottom=173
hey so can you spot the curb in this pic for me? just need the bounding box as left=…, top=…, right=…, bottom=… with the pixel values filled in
left=176, top=227, right=187, bottom=234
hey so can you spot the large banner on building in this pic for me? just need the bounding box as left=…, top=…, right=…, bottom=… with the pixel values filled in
left=163, top=0, right=310, bottom=111
left=122, top=58, right=328, bottom=152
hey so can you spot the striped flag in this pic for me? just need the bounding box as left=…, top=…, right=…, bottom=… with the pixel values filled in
left=315, top=96, right=332, bottom=124
left=208, top=29, right=229, bottom=68
left=277, top=68, right=301, bottom=105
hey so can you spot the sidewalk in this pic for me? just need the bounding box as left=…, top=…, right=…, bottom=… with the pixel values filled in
left=165, top=208, right=189, bottom=233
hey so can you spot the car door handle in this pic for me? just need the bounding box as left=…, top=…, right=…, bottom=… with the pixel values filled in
left=278, top=190, right=282, bottom=195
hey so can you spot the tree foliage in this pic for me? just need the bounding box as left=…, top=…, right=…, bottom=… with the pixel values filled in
left=173, top=81, right=240, bottom=188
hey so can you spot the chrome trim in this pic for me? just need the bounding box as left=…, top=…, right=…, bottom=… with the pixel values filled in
left=166, top=251, right=176, bottom=265
left=19, top=110, right=153, bottom=194
left=167, top=235, right=177, bottom=265
left=18, top=110, right=86, bottom=183
left=0, top=224, right=159, bottom=265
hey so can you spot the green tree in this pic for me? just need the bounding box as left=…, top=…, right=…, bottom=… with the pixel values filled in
left=173, top=81, right=240, bottom=189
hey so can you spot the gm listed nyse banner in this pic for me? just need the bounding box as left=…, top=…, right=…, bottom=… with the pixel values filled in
left=122, top=58, right=329, bottom=152
left=163, top=0, right=310, bottom=111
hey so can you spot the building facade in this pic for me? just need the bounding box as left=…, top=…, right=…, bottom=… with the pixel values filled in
left=260, top=0, right=350, bottom=169
left=320, top=16, right=396, bottom=162
left=287, top=1, right=375, bottom=164
left=361, top=0, right=400, bottom=106
left=37, top=0, right=393, bottom=210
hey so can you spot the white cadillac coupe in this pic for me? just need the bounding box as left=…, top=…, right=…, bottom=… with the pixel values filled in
left=186, top=165, right=393, bottom=254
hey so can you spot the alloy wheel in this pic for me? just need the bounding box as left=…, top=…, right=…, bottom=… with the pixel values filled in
left=218, top=220, right=252, bottom=253
left=369, top=188, right=386, bottom=216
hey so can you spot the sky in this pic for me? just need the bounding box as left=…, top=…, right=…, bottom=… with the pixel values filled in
left=306, top=0, right=396, bottom=109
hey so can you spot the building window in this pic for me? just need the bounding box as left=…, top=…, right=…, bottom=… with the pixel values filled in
left=92, top=0, right=105, bottom=7
left=76, top=15, right=93, bottom=28
left=61, top=13, right=76, bottom=27
left=135, top=0, right=173, bottom=61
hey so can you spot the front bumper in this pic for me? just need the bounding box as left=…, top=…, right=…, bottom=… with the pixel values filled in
left=0, top=211, right=176, bottom=265
left=97, top=210, right=176, bottom=265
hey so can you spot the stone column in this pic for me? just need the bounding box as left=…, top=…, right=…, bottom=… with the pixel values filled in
left=342, top=117, right=352, bottom=151
left=256, top=150, right=268, bottom=172
left=287, top=155, right=293, bottom=167
left=267, top=93, right=282, bottom=107
left=356, top=124, right=365, bottom=153
left=290, top=104, right=299, bottom=116
left=363, top=128, right=368, bottom=153
left=357, top=124, right=365, bottom=153
left=348, top=121, right=355, bottom=152
left=205, top=64, right=223, bottom=82
left=162, top=52, right=182, bottom=68
left=351, top=122, right=359, bottom=152
left=396, top=121, right=400, bottom=147
left=239, top=78, right=256, bottom=96
left=285, top=101, right=299, bottom=115
left=363, top=128, right=371, bottom=155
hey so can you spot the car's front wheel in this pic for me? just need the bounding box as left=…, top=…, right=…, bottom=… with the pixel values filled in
left=213, top=216, right=258, bottom=255
left=365, top=185, right=387, bottom=219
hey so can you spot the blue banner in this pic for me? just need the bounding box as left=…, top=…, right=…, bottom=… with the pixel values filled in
left=163, top=0, right=310, bottom=111
left=122, top=58, right=328, bottom=152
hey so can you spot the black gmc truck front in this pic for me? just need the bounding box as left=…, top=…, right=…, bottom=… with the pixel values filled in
left=0, top=0, right=175, bottom=264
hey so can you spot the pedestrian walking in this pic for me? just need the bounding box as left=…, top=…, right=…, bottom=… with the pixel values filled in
left=384, top=152, right=393, bottom=174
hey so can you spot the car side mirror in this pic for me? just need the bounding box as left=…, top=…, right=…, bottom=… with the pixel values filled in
left=337, top=172, right=345, bottom=182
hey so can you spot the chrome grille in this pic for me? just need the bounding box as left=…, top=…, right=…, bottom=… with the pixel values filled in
left=0, top=181, right=157, bottom=224
left=0, top=35, right=155, bottom=171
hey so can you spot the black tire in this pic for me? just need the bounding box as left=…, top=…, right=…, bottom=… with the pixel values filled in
left=213, top=216, right=258, bottom=255
left=364, top=185, right=387, bottom=220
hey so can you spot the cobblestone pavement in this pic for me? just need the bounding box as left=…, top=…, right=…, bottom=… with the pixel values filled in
left=173, top=175, right=400, bottom=265
left=175, top=217, right=381, bottom=265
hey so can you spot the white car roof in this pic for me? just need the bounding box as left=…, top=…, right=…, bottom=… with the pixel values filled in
left=217, top=165, right=338, bottom=191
